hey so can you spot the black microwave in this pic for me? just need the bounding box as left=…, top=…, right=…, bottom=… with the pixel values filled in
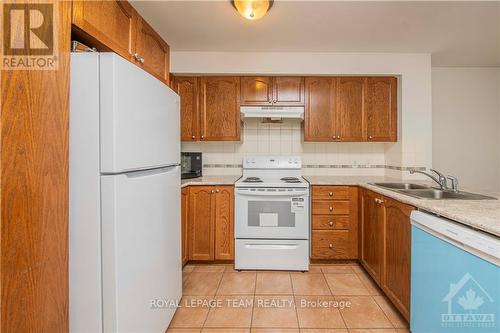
left=181, top=152, right=202, bottom=179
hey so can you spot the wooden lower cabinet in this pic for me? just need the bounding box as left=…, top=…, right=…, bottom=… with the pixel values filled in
left=311, top=186, right=358, bottom=259
left=382, top=197, right=413, bottom=321
left=187, top=185, right=234, bottom=261
left=214, top=187, right=234, bottom=260
left=360, top=189, right=414, bottom=322
left=360, top=189, right=384, bottom=283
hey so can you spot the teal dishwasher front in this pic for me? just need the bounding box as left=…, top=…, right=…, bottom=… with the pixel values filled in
left=410, top=211, right=499, bottom=333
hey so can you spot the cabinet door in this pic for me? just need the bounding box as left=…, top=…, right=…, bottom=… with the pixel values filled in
left=189, top=186, right=214, bottom=260
left=199, top=77, right=241, bottom=141
left=240, top=77, right=273, bottom=105
left=361, top=190, right=384, bottom=283
left=134, top=17, right=170, bottom=84
left=214, top=187, right=234, bottom=260
left=174, top=77, right=199, bottom=141
left=304, top=77, right=336, bottom=141
left=336, top=77, right=365, bottom=141
left=72, top=1, right=137, bottom=60
left=365, top=77, right=397, bottom=141
left=181, top=187, right=189, bottom=266
left=273, top=77, right=305, bottom=106
left=382, top=197, right=413, bottom=321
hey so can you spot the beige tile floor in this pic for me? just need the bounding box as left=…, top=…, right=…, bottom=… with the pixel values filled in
left=170, top=264, right=410, bottom=333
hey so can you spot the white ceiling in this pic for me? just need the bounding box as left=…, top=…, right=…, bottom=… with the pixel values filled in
left=132, top=1, right=500, bottom=67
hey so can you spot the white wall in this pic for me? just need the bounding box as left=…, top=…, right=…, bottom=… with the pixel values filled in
left=432, top=67, right=500, bottom=194
left=173, top=52, right=433, bottom=178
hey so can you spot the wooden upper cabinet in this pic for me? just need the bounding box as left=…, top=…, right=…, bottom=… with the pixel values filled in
left=199, top=77, right=241, bottom=141
left=72, top=1, right=137, bottom=60
left=361, top=189, right=384, bottom=284
left=214, top=187, right=234, bottom=260
left=336, top=77, right=365, bottom=141
left=240, top=76, right=304, bottom=106
left=134, top=17, right=170, bottom=83
left=304, top=77, right=336, bottom=141
left=174, top=77, right=199, bottom=141
left=189, top=186, right=214, bottom=260
left=383, top=197, right=413, bottom=321
left=365, top=77, right=397, bottom=141
left=273, top=77, right=305, bottom=105
left=241, top=77, right=273, bottom=105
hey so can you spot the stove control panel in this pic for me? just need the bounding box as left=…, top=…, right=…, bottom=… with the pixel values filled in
left=243, top=155, right=302, bottom=169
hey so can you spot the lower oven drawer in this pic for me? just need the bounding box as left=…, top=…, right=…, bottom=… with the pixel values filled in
left=235, top=239, right=309, bottom=271
left=311, top=230, right=350, bottom=259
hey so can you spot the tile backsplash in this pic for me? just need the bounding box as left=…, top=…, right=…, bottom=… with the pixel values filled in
left=181, top=119, right=418, bottom=177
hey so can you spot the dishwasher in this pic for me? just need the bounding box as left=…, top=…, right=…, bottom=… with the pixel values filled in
left=410, top=211, right=499, bottom=333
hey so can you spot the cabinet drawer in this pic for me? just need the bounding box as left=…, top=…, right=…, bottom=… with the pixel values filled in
left=312, top=200, right=350, bottom=215
left=312, top=215, right=350, bottom=230
left=311, top=230, right=350, bottom=259
left=312, top=186, right=349, bottom=200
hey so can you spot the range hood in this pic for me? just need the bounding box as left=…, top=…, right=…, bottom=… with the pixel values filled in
left=240, top=106, right=304, bottom=120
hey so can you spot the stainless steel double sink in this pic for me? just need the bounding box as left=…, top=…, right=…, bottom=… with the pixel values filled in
left=371, top=183, right=497, bottom=200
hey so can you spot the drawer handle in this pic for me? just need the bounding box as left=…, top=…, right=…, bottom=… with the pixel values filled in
left=329, top=206, right=333, bottom=211
left=328, top=221, right=334, bottom=226
left=329, top=244, right=333, bottom=249
left=329, top=192, right=333, bottom=196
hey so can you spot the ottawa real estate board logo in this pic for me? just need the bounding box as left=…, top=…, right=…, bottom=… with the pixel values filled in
left=1, top=1, right=58, bottom=70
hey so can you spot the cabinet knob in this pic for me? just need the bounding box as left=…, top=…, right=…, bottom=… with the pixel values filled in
left=329, top=192, right=333, bottom=196
left=216, top=189, right=220, bottom=193
left=211, top=190, right=215, bottom=193
left=191, top=135, right=196, bottom=139
left=201, top=135, right=204, bottom=140
left=133, top=53, right=139, bottom=60
left=139, top=57, right=144, bottom=64
left=328, top=221, right=334, bottom=226
left=332, top=135, right=336, bottom=140
left=329, top=206, right=333, bottom=211
left=369, top=135, right=373, bottom=140
left=337, top=135, right=340, bottom=139
left=329, top=244, right=333, bottom=249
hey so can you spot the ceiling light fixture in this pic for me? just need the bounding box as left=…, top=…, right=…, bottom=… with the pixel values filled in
left=232, top=0, right=274, bottom=20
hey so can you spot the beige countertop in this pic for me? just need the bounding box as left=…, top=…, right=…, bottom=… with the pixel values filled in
left=181, top=175, right=241, bottom=188
left=305, top=176, right=500, bottom=237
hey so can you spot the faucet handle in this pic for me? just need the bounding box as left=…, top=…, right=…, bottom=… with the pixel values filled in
left=447, top=175, right=459, bottom=192
left=430, top=169, right=448, bottom=189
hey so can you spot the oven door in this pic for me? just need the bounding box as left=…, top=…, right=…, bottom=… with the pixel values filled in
left=235, top=187, right=309, bottom=239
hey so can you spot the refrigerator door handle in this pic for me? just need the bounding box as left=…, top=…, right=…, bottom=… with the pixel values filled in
left=124, top=165, right=179, bottom=178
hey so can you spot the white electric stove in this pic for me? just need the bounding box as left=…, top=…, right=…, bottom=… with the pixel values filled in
left=234, top=156, right=310, bottom=271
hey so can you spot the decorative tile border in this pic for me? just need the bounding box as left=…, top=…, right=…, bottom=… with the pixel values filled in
left=203, top=164, right=426, bottom=171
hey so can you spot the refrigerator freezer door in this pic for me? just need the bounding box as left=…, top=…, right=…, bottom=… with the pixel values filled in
left=99, top=53, right=180, bottom=173
left=101, top=166, right=181, bottom=333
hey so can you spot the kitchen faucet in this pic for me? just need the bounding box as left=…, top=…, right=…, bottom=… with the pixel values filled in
left=409, top=169, right=448, bottom=189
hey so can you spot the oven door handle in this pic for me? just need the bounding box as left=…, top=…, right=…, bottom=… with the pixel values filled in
left=244, top=243, right=298, bottom=250
left=235, top=190, right=308, bottom=197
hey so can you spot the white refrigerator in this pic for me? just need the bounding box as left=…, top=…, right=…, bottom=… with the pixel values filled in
left=69, top=52, right=181, bottom=333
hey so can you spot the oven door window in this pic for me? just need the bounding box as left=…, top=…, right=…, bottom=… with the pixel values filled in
left=248, top=201, right=295, bottom=227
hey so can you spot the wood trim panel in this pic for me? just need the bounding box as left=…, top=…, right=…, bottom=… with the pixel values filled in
left=1, top=1, right=71, bottom=331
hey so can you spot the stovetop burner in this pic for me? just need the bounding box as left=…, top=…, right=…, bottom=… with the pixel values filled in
left=281, top=177, right=302, bottom=183
left=243, top=177, right=263, bottom=183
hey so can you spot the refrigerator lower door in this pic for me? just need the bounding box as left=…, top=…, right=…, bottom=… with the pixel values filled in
left=97, top=52, right=180, bottom=173
left=101, top=165, right=181, bottom=333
